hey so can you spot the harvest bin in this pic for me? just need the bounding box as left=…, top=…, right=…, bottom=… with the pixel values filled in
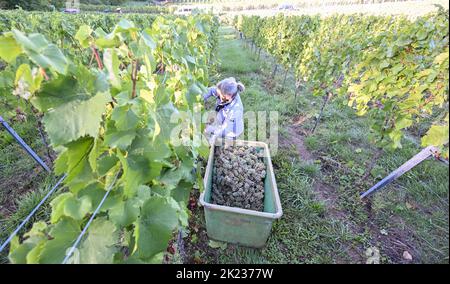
left=199, top=138, right=283, bottom=248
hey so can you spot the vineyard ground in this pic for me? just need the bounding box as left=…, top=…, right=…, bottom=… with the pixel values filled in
left=181, top=26, right=449, bottom=264
left=0, top=109, right=56, bottom=263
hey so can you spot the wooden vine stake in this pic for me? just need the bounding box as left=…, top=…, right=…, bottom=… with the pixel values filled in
left=310, top=92, right=332, bottom=134
left=272, top=64, right=278, bottom=78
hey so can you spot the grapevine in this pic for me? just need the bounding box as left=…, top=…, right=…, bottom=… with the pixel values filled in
left=0, top=14, right=219, bottom=264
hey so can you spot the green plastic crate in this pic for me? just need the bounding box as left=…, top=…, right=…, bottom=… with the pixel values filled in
left=199, top=138, right=283, bottom=248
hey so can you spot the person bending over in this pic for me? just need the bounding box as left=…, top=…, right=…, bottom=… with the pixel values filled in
left=203, top=77, right=245, bottom=144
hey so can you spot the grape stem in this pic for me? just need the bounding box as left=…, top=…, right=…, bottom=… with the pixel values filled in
left=131, top=60, right=138, bottom=98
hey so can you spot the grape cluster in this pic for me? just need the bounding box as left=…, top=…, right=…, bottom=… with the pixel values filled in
left=211, top=145, right=266, bottom=211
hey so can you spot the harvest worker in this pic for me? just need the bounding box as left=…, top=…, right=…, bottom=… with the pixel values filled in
left=203, top=77, right=245, bottom=145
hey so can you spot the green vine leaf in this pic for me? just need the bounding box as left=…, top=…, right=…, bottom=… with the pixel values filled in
left=0, top=32, right=22, bottom=63
left=79, top=218, right=119, bottom=264
left=133, top=196, right=179, bottom=260
left=43, top=92, right=111, bottom=146
left=12, top=29, right=69, bottom=74
left=39, top=218, right=81, bottom=264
